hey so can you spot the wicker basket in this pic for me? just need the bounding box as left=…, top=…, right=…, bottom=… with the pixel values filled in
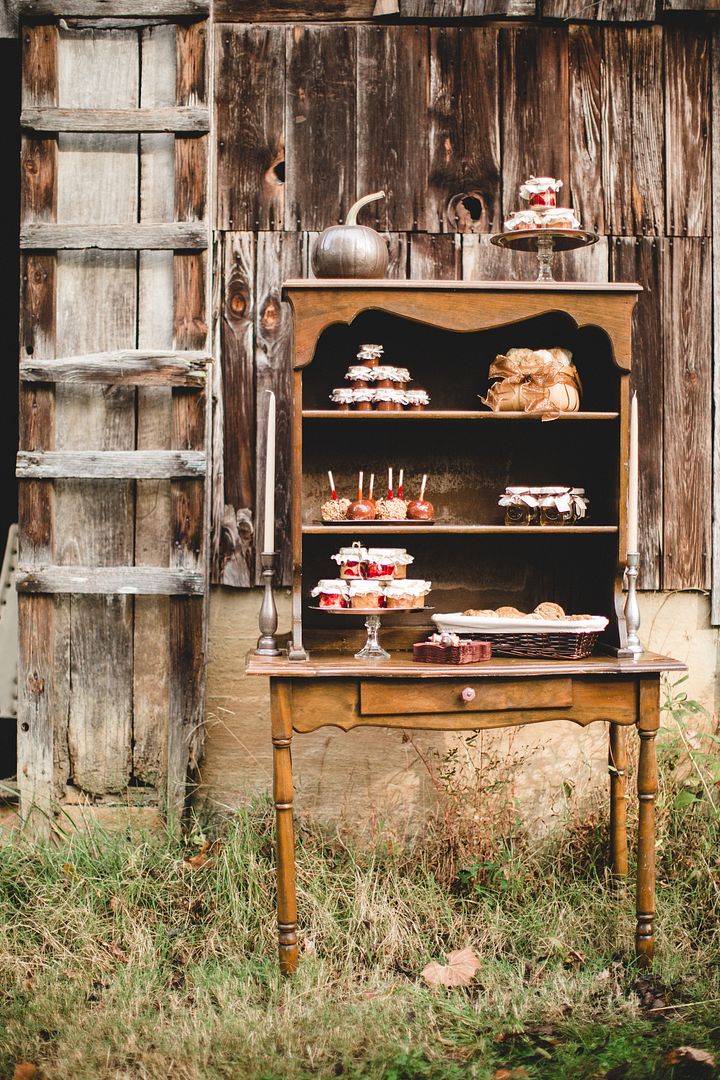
left=468, top=628, right=602, bottom=660
left=413, top=640, right=492, bottom=664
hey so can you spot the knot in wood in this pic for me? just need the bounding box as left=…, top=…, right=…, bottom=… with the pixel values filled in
left=27, top=671, right=45, bottom=696
left=261, top=297, right=282, bottom=334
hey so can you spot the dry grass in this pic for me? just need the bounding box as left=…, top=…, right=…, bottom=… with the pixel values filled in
left=1, top=695, right=719, bottom=1079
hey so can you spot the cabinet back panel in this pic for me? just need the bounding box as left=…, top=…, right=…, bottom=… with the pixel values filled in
left=302, top=310, right=621, bottom=413
left=302, top=418, right=620, bottom=526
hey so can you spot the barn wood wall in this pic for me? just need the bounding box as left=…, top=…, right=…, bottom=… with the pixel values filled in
left=212, top=17, right=714, bottom=597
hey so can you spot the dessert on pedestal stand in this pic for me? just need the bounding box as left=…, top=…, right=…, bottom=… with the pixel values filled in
left=491, top=175, right=598, bottom=281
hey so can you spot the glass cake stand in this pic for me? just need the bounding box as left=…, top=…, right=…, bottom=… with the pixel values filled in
left=310, top=606, right=434, bottom=661
left=490, top=229, right=598, bottom=281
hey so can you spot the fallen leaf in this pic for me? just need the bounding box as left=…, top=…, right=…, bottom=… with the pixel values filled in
left=184, top=839, right=222, bottom=869
left=13, top=1065, right=40, bottom=1080
left=493, top=1069, right=528, bottom=1079
left=184, top=840, right=211, bottom=869
left=663, top=1046, right=715, bottom=1068
left=421, top=946, right=481, bottom=988
left=106, top=942, right=128, bottom=963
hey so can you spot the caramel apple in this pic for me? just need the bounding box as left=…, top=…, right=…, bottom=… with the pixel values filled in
left=348, top=498, right=376, bottom=520
left=347, top=470, right=376, bottom=519
left=407, top=473, right=433, bottom=520
left=407, top=498, right=433, bottom=520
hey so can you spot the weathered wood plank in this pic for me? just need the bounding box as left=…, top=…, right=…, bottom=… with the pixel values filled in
left=20, top=0, right=209, bottom=14
left=569, top=27, right=603, bottom=237
left=21, top=222, right=208, bottom=249
left=662, top=238, right=712, bottom=590
left=665, top=27, right=711, bottom=238
left=409, top=233, right=460, bottom=279
left=712, top=27, right=720, bottom=624
left=285, top=24, right=356, bottom=232
left=213, top=0, right=375, bottom=17
left=541, top=0, right=654, bottom=22
left=18, top=19, right=66, bottom=829
left=461, top=233, right=609, bottom=282
left=17, top=450, right=206, bottom=478
left=357, top=25, right=429, bottom=232
left=215, top=24, right=285, bottom=231
left=169, top=17, right=209, bottom=817
left=632, top=28, right=664, bottom=237
left=602, top=28, right=632, bottom=237
left=215, top=232, right=255, bottom=587
left=134, top=25, right=175, bottom=790
left=20, top=351, right=210, bottom=384
left=133, top=23, right=175, bottom=791
left=0, top=0, right=18, bottom=38
left=21, top=25, right=58, bottom=226
left=255, top=232, right=303, bottom=586
left=17, top=566, right=205, bottom=595
left=500, top=28, right=569, bottom=226
left=609, top=237, right=662, bottom=590
left=21, top=106, right=209, bottom=133
left=663, top=0, right=720, bottom=12
left=427, top=27, right=501, bottom=235
left=55, top=26, right=138, bottom=797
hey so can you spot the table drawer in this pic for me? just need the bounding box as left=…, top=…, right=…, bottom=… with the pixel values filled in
left=360, top=676, right=573, bottom=717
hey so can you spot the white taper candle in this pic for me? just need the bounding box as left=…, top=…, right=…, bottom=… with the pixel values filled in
left=627, top=392, right=639, bottom=554
left=263, top=390, right=276, bottom=553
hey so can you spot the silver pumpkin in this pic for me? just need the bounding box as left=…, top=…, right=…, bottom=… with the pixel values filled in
left=311, top=191, right=389, bottom=279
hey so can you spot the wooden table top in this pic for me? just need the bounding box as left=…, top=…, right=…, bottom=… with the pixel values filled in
left=246, top=650, right=686, bottom=679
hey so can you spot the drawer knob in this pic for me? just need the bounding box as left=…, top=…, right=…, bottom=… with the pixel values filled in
left=461, top=687, right=476, bottom=703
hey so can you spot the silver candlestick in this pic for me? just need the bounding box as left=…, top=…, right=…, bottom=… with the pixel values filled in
left=624, top=552, right=643, bottom=656
left=256, top=551, right=280, bottom=656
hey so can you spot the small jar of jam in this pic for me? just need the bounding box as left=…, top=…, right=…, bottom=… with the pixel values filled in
left=357, top=343, right=384, bottom=368
left=329, top=388, right=354, bottom=411
left=345, top=365, right=374, bottom=390
left=352, top=388, right=375, bottom=412
left=366, top=547, right=413, bottom=580
left=405, top=388, right=430, bottom=412
left=310, top=579, right=350, bottom=608
left=332, top=544, right=368, bottom=579
left=498, top=487, right=539, bottom=526
left=375, top=388, right=405, bottom=412
left=348, top=580, right=384, bottom=609
left=373, top=365, right=396, bottom=389
left=538, top=487, right=573, bottom=526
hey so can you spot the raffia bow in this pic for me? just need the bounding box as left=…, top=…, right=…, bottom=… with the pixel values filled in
left=481, top=351, right=582, bottom=421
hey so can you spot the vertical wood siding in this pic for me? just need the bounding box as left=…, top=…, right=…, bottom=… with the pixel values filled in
left=214, top=21, right=713, bottom=596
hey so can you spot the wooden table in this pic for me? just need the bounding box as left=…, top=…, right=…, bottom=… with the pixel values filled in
left=247, top=650, right=686, bottom=975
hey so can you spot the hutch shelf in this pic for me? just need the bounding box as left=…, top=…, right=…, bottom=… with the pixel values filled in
left=246, top=280, right=684, bottom=975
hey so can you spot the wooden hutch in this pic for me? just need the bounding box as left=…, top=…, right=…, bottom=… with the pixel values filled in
left=246, top=280, right=685, bottom=975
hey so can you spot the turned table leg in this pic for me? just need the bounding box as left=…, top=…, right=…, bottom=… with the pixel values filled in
left=271, top=680, right=299, bottom=974
left=609, top=723, right=628, bottom=880
left=636, top=678, right=659, bottom=968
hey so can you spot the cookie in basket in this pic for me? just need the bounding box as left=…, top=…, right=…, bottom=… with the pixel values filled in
left=533, top=602, right=566, bottom=619
left=463, top=608, right=498, bottom=617
left=496, top=606, right=527, bottom=618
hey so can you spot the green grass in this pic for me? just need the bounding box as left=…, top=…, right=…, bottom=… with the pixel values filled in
left=1, top=691, right=720, bottom=1079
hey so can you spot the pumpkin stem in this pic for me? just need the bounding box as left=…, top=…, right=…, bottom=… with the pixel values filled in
left=345, top=191, right=385, bottom=226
